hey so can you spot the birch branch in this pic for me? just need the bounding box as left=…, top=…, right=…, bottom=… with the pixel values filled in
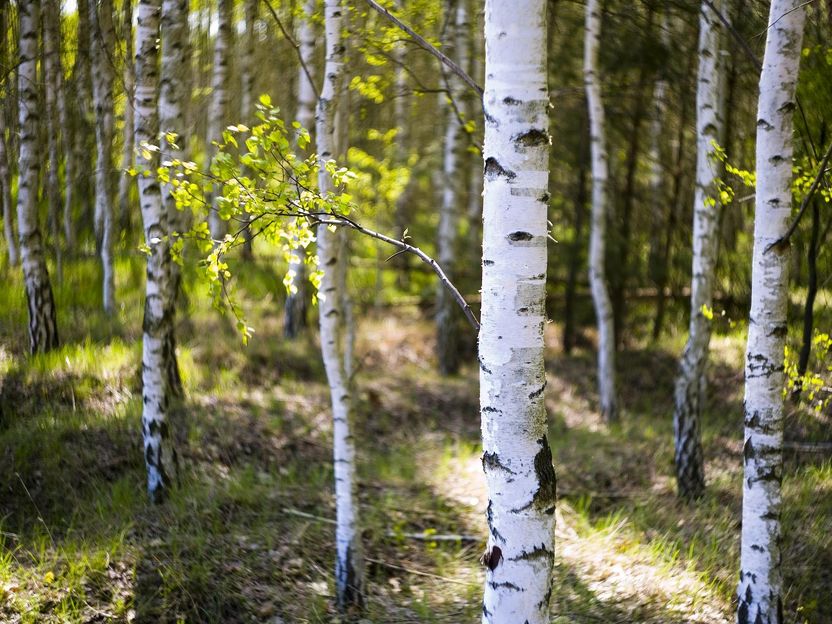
left=363, top=0, right=483, bottom=97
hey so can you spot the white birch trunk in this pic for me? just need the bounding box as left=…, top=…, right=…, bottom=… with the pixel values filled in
left=160, top=0, right=188, bottom=399
left=118, top=0, right=135, bottom=232
left=480, top=1, right=555, bottom=622
left=17, top=0, right=60, bottom=353
left=207, top=0, right=232, bottom=241
left=238, top=0, right=258, bottom=258
left=436, top=0, right=468, bottom=375
left=672, top=0, right=727, bottom=499
left=90, top=0, right=117, bottom=313
left=737, top=2, right=806, bottom=621
left=43, top=0, right=64, bottom=268
left=284, top=0, right=317, bottom=338
left=0, top=102, right=17, bottom=267
left=316, top=0, right=364, bottom=609
left=584, top=0, right=617, bottom=422
left=135, top=0, right=177, bottom=503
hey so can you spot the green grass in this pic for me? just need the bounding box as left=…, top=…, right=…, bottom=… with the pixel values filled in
left=0, top=253, right=830, bottom=623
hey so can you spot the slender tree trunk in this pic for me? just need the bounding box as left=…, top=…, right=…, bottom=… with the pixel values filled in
left=672, top=0, right=726, bottom=500
left=118, top=0, right=135, bottom=233
left=480, top=1, right=556, bottom=622
left=135, top=0, right=177, bottom=503
left=238, top=0, right=257, bottom=259
left=43, top=0, right=64, bottom=277
left=73, top=0, right=96, bottom=245
left=392, top=8, right=413, bottom=290
left=0, top=103, right=17, bottom=268
left=794, top=198, right=820, bottom=396
left=17, top=0, right=59, bottom=353
left=284, top=0, right=317, bottom=339
left=563, top=128, right=588, bottom=355
left=207, top=0, right=233, bottom=242
left=584, top=0, right=618, bottom=422
left=90, top=0, right=117, bottom=313
left=316, top=0, right=364, bottom=610
left=436, top=0, right=468, bottom=375
left=0, top=4, right=17, bottom=267
left=737, top=2, right=806, bottom=621
left=160, top=0, right=188, bottom=400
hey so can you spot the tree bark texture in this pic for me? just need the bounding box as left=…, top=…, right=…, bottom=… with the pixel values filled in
left=737, top=2, right=806, bottom=622
left=480, top=1, right=556, bottom=622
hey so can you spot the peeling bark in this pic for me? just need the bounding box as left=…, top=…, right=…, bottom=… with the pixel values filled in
left=584, top=0, right=617, bottom=422
left=480, top=1, right=555, bottom=622
left=737, top=2, right=806, bottom=621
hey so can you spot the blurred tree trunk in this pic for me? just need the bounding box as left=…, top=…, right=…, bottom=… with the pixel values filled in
left=672, top=0, right=727, bottom=500
left=480, top=1, right=555, bottom=622
left=794, top=198, right=821, bottom=397
left=0, top=2, right=17, bottom=267
left=435, top=0, right=467, bottom=375
left=160, top=0, right=189, bottom=399
left=238, top=0, right=258, bottom=259
left=563, top=126, right=588, bottom=355
left=584, top=0, right=618, bottom=422
left=118, top=0, right=136, bottom=234
left=90, top=0, right=117, bottom=313
left=207, top=0, right=233, bottom=241
left=43, top=0, right=64, bottom=279
left=135, top=0, right=178, bottom=503
left=738, top=2, right=807, bottom=621
left=17, top=0, right=59, bottom=353
left=284, top=0, right=317, bottom=339
left=316, top=0, right=364, bottom=610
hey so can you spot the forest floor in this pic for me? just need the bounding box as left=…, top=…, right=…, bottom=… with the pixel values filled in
left=0, top=254, right=830, bottom=624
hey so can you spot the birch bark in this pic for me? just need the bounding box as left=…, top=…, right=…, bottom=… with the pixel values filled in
left=135, top=0, right=178, bottom=502
left=480, top=2, right=555, bottom=622
left=436, top=0, right=468, bottom=375
left=17, top=0, right=60, bottom=353
left=160, top=0, right=188, bottom=399
left=584, top=0, right=617, bottom=422
left=118, top=0, right=135, bottom=232
left=284, top=0, right=317, bottom=339
left=672, top=0, right=727, bottom=499
left=207, top=0, right=233, bottom=242
left=43, top=0, right=64, bottom=269
left=737, top=1, right=806, bottom=621
left=0, top=3, right=16, bottom=267
left=90, top=0, right=118, bottom=313
left=316, top=0, right=364, bottom=609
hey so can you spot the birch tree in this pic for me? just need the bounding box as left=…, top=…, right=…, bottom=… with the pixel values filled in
left=737, top=1, right=807, bottom=620
left=435, top=0, right=468, bottom=375
left=671, top=0, right=727, bottom=499
left=43, top=0, right=64, bottom=269
left=118, top=0, right=136, bottom=231
left=135, top=0, right=178, bottom=502
left=0, top=93, right=17, bottom=267
left=584, top=0, right=618, bottom=422
left=160, top=0, right=188, bottom=399
left=237, top=0, right=258, bottom=258
left=17, top=0, right=59, bottom=353
left=207, top=0, right=233, bottom=242
left=316, top=0, right=364, bottom=609
left=90, top=0, right=118, bottom=313
left=480, top=1, right=556, bottom=622
left=284, top=0, right=317, bottom=339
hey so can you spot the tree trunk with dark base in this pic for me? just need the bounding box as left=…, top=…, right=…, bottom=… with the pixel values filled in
left=738, top=1, right=806, bottom=621
left=17, top=0, right=59, bottom=354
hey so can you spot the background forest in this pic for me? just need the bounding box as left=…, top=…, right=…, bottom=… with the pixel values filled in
left=0, top=0, right=831, bottom=622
